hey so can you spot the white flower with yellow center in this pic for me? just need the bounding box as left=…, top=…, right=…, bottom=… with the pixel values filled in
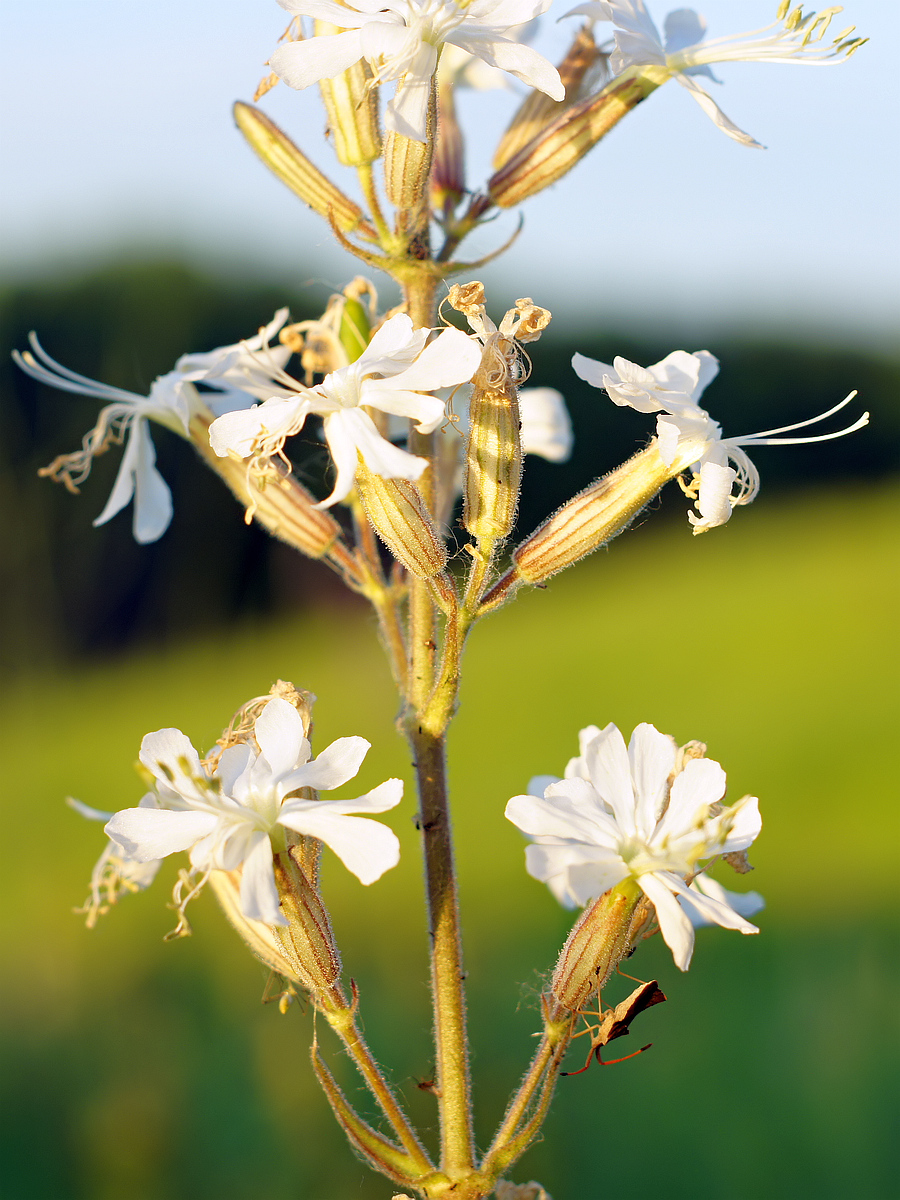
left=269, top=0, right=564, bottom=141
left=566, top=1, right=865, bottom=147
left=506, top=721, right=763, bottom=969
left=104, top=697, right=403, bottom=927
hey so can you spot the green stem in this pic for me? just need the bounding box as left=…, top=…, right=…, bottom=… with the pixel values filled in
left=320, top=985, right=435, bottom=1176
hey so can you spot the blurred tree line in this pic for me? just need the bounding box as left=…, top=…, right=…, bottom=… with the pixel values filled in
left=2, top=259, right=897, bottom=672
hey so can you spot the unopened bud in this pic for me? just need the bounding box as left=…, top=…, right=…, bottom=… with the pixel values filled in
left=233, top=102, right=376, bottom=236
left=315, top=23, right=382, bottom=166
left=274, top=848, right=342, bottom=996
left=512, top=443, right=675, bottom=585
left=488, top=68, right=665, bottom=209
left=494, top=25, right=600, bottom=170
left=355, top=460, right=449, bottom=579
left=432, top=82, right=466, bottom=215
left=551, top=880, right=641, bottom=1012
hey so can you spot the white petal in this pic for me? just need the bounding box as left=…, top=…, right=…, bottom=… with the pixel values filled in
left=638, top=871, right=696, bottom=971
left=214, top=744, right=255, bottom=795
left=278, top=809, right=400, bottom=884
left=571, top=351, right=613, bottom=390
left=693, top=349, right=720, bottom=400
left=130, top=419, right=174, bottom=543
left=675, top=74, right=764, bottom=149
left=663, top=8, right=706, bottom=55
left=360, top=383, right=447, bottom=433
left=239, top=831, right=286, bottom=926
left=280, top=735, right=370, bottom=793
left=450, top=32, right=564, bottom=99
left=519, top=387, right=573, bottom=462
left=105, top=808, right=217, bottom=862
left=139, top=727, right=205, bottom=797
left=331, top=408, right=429, bottom=486
left=714, top=795, right=762, bottom=855
left=685, top=875, right=765, bottom=927
left=317, top=412, right=363, bottom=507
left=689, top=459, right=737, bottom=533
left=269, top=31, right=366, bottom=90
left=655, top=756, right=728, bottom=844
left=386, top=73, right=435, bottom=141
left=505, top=790, right=607, bottom=845
left=92, top=422, right=138, bottom=527
left=665, top=871, right=759, bottom=935
left=583, top=723, right=636, bottom=836
left=628, top=723, right=677, bottom=838
left=253, top=697, right=307, bottom=782
left=375, top=327, right=481, bottom=395
left=362, top=313, right=426, bottom=368
left=278, top=0, right=370, bottom=24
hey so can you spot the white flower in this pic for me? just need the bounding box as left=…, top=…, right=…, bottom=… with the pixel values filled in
left=517, top=388, right=574, bottom=462
left=105, top=697, right=402, bottom=927
left=14, top=310, right=292, bottom=543
left=506, top=721, right=762, bottom=969
left=574, top=346, right=868, bottom=533
left=209, top=312, right=482, bottom=507
left=68, top=795, right=163, bottom=927
left=572, top=348, right=719, bottom=415
left=568, top=2, right=865, bottom=147
left=270, top=0, right=564, bottom=141
left=654, top=389, right=869, bottom=533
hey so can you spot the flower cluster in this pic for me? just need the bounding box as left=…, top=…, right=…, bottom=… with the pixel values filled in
left=506, top=721, right=763, bottom=969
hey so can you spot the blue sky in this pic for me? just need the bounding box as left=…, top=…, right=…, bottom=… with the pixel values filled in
left=2, top=0, right=897, bottom=344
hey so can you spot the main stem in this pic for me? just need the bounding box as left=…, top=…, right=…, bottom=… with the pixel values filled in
left=403, top=269, right=475, bottom=1179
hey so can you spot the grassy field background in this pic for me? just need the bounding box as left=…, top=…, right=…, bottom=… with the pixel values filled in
left=2, top=479, right=897, bottom=1200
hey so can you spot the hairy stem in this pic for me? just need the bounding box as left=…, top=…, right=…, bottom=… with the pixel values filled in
left=407, top=724, right=475, bottom=1178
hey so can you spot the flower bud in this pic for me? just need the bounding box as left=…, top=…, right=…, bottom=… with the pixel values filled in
left=487, top=68, right=666, bottom=209
left=432, top=82, right=466, bottom=215
left=355, top=460, right=449, bottom=579
left=512, top=443, right=675, bottom=585
left=233, top=102, right=376, bottom=236
left=551, top=880, right=641, bottom=1012
left=315, top=22, right=382, bottom=166
left=493, top=24, right=601, bottom=170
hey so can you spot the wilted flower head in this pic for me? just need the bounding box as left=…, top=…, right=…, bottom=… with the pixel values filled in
left=69, top=796, right=163, bottom=928
left=209, top=312, right=482, bottom=507
left=506, top=721, right=762, bottom=969
left=14, top=311, right=292, bottom=543
left=566, top=1, right=865, bottom=146
left=105, top=697, right=403, bottom=927
left=269, top=0, right=564, bottom=141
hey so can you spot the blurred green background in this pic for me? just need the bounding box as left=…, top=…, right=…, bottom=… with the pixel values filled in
left=1, top=262, right=898, bottom=1199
